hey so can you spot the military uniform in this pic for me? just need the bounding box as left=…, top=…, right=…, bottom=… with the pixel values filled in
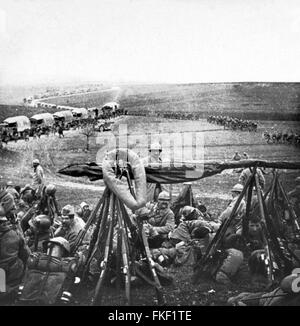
left=0, top=220, right=30, bottom=296
left=54, top=216, right=85, bottom=252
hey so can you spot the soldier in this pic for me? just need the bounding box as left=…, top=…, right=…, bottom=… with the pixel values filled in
left=32, top=159, right=44, bottom=198
left=25, top=215, right=53, bottom=253
left=219, top=184, right=246, bottom=234
left=54, top=205, right=85, bottom=253
left=144, top=191, right=175, bottom=248
left=232, top=151, right=241, bottom=161
left=243, top=152, right=249, bottom=160
left=141, top=142, right=171, bottom=202
left=77, top=202, right=91, bottom=223
left=0, top=200, right=30, bottom=301
left=239, top=166, right=265, bottom=191
left=0, top=181, right=17, bottom=222
left=195, top=198, right=214, bottom=222
left=19, top=237, right=85, bottom=305
left=6, top=181, right=20, bottom=202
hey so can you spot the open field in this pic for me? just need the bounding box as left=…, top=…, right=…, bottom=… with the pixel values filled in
left=1, top=82, right=300, bottom=123
left=119, top=82, right=300, bottom=120
left=1, top=82, right=300, bottom=305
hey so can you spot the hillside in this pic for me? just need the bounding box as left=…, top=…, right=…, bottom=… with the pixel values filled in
left=119, top=82, right=300, bottom=120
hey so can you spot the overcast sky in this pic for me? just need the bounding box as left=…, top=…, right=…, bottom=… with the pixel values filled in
left=0, top=0, right=300, bottom=85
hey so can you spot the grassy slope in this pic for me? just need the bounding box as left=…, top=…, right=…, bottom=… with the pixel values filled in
left=1, top=83, right=300, bottom=122
left=119, top=82, right=300, bottom=120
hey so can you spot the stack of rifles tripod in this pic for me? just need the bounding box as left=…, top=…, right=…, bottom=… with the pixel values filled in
left=68, top=161, right=300, bottom=306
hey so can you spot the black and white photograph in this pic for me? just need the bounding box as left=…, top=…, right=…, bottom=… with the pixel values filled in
left=0, top=0, right=300, bottom=311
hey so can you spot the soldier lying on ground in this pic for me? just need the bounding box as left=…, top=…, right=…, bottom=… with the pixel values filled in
left=228, top=270, right=300, bottom=306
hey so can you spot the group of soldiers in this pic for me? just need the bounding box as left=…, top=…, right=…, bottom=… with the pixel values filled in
left=1, top=145, right=300, bottom=305
left=263, top=129, right=300, bottom=147
left=0, top=158, right=94, bottom=304
left=207, top=115, right=258, bottom=132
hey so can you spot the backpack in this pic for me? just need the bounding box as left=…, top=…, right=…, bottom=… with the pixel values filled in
left=19, top=252, right=78, bottom=305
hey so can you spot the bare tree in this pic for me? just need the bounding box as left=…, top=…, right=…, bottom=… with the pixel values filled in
left=81, top=124, right=95, bottom=151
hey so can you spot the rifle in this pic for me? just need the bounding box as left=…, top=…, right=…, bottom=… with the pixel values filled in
left=193, top=167, right=256, bottom=283
left=254, top=173, right=276, bottom=284
left=262, top=173, right=300, bottom=276
left=71, top=187, right=109, bottom=255
left=92, top=192, right=116, bottom=305
left=116, top=197, right=131, bottom=305
left=122, top=167, right=165, bottom=304
left=278, top=179, right=300, bottom=240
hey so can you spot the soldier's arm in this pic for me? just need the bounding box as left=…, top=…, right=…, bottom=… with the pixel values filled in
left=67, top=231, right=79, bottom=253
left=153, top=211, right=175, bottom=235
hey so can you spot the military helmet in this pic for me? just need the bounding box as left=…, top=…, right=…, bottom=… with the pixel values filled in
left=29, top=215, right=51, bottom=232
left=61, top=204, right=75, bottom=217
left=149, top=142, right=162, bottom=152
left=32, top=159, right=40, bottom=165
left=80, top=201, right=89, bottom=210
left=47, top=237, right=70, bottom=254
left=45, top=184, right=56, bottom=196
left=158, top=191, right=170, bottom=201
left=6, top=180, right=14, bottom=187
left=181, top=206, right=195, bottom=217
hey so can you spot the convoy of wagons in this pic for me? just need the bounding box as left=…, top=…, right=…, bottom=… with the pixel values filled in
left=0, top=101, right=126, bottom=142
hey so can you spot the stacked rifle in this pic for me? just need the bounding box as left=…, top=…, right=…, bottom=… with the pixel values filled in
left=72, top=168, right=165, bottom=306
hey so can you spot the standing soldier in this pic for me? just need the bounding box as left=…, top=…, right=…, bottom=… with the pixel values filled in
left=141, top=141, right=171, bottom=202
left=58, top=125, right=64, bottom=138
left=32, top=159, right=44, bottom=198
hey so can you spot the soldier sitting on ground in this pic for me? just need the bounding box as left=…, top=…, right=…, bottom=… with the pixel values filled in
left=76, top=202, right=91, bottom=223
left=6, top=181, right=20, bottom=202
left=24, top=215, right=53, bottom=253
left=143, top=191, right=175, bottom=249
left=54, top=205, right=85, bottom=253
left=218, top=184, right=246, bottom=237
left=18, top=237, right=85, bottom=305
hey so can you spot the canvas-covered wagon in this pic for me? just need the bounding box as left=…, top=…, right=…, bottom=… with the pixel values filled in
left=3, top=116, right=31, bottom=140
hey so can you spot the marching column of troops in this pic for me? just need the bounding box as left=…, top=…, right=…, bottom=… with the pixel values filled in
left=207, top=115, right=258, bottom=132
